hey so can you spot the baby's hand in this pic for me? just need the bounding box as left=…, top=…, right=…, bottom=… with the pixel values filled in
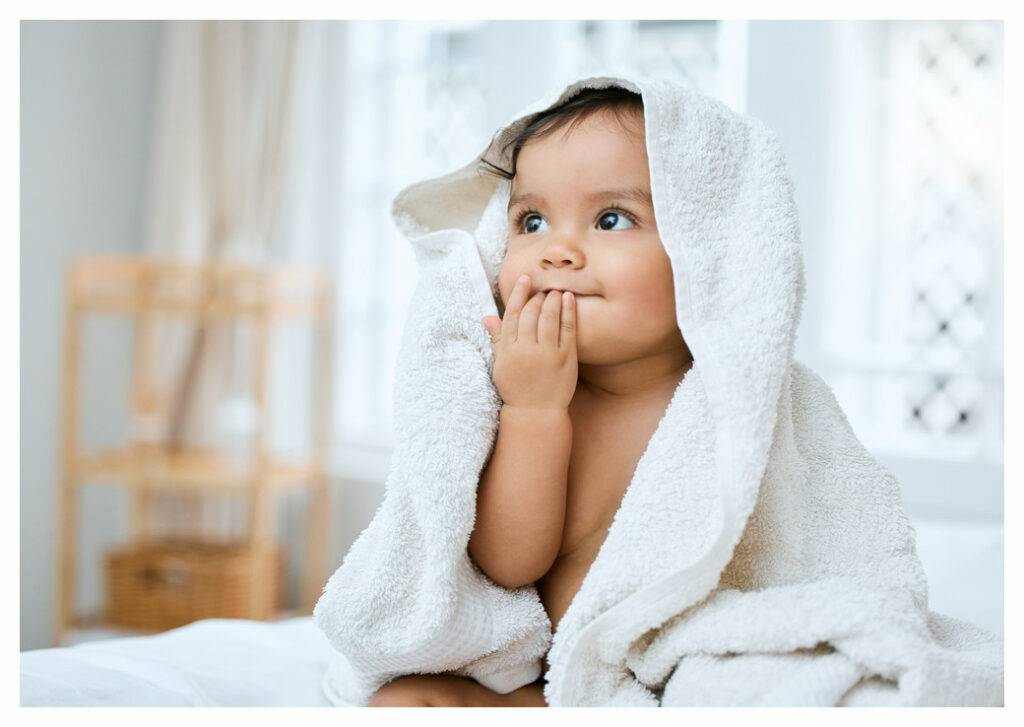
left=482, top=274, right=577, bottom=411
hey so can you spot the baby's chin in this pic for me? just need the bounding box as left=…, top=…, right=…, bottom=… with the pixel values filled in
left=574, top=337, right=633, bottom=366
left=573, top=331, right=667, bottom=366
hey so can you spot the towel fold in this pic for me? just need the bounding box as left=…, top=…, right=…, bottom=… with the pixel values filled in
left=313, top=73, right=1003, bottom=707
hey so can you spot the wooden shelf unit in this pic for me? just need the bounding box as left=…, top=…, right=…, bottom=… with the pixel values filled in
left=55, top=255, right=334, bottom=646
left=77, top=445, right=318, bottom=492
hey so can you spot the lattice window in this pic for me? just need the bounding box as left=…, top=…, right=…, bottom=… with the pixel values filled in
left=824, top=20, right=1003, bottom=464
left=635, top=20, right=718, bottom=90
left=577, top=20, right=720, bottom=94
left=890, top=21, right=1002, bottom=437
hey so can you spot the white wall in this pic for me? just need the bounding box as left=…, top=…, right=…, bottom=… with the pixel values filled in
left=20, top=20, right=163, bottom=650
left=745, top=21, right=834, bottom=375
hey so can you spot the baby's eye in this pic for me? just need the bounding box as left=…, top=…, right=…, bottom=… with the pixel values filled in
left=521, top=213, right=549, bottom=234
left=597, top=210, right=636, bottom=231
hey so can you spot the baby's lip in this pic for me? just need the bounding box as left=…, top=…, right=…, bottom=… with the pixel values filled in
left=538, top=287, right=595, bottom=296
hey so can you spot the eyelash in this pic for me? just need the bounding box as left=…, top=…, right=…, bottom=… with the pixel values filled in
left=511, top=206, right=639, bottom=234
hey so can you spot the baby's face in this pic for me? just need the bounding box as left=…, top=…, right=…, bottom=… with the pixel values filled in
left=498, top=109, right=681, bottom=365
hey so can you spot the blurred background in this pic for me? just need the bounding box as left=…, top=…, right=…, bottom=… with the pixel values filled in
left=20, top=19, right=1003, bottom=651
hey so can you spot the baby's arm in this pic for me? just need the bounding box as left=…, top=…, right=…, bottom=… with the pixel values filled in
left=468, top=404, right=571, bottom=589
left=468, top=277, right=577, bottom=590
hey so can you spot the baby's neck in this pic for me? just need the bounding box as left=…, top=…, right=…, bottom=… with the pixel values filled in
left=577, top=344, right=692, bottom=404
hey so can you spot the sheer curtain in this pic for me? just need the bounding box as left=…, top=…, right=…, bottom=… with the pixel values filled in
left=138, top=20, right=317, bottom=549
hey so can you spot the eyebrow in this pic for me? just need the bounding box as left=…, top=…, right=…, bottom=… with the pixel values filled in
left=507, top=187, right=653, bottom=212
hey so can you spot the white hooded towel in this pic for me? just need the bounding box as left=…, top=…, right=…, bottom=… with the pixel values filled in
left=312, top=74, right=1003, bottom=707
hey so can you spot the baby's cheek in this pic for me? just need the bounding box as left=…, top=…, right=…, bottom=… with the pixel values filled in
left=495, top=265, right=520, bottom=310
left=632, top=289, right=671, bottom=321
left=625, top=279, right=678, bottom=335
left=645, top=256, right=678, bottom=317
left=496, top=270, right=513, bottom=306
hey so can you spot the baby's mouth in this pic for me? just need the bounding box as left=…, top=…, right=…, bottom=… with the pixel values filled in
left=538, top=289, right=597, bottom=297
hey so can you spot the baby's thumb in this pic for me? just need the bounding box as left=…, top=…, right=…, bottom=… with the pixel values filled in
left=482, top=316, right=501, bottom=341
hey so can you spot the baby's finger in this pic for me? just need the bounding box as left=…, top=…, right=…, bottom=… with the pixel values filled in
left=502, top=274, right=531, bottom=343
left=537, top=290, right=562, bottom=347
left=517, top=291, right=546, bottom=343
left=559, top=291, right=576, bottom=351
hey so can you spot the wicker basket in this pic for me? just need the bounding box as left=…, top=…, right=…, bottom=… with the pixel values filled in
left=104, top=538, right=284, bottom=631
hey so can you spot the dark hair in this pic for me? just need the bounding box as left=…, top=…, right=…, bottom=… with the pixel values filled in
left=479, top=86, right=644, bottom=180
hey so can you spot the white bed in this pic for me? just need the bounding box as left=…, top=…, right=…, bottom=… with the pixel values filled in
left=20, top=616, right=337, bottom=706
left=20, top=518, right=1002, bottom=707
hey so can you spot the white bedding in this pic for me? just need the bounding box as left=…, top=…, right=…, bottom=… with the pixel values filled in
left=20, top=518, right=1001, bottom=706
left=20, top=617, right=337, bottom=706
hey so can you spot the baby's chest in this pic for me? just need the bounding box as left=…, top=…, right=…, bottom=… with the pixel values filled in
left=559, top=436, right=641, bottom=553
left=536, top=421, right=651, bottom=636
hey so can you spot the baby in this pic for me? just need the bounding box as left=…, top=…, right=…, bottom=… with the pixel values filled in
left=370, top=87, right=693, bottom=707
